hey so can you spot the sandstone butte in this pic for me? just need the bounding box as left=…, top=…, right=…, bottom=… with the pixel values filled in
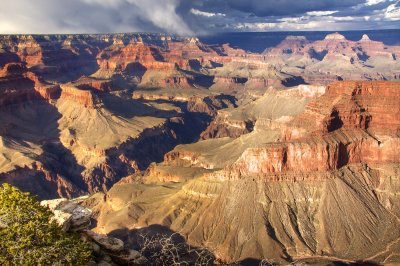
left=0, top=33, right=399, bottom=265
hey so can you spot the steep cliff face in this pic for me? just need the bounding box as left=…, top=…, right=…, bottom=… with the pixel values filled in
left=0, top=159, right=83, bottom=199
left=164, top=38, right=219, bottom=59
left=200, top=84, right=321, bottom=140
left=59, top=85, right=98, bottom=108
left=325, top=81, right=400, bottom=132
left=72, top=76, right=115, bottom=92
left=0, top=63, right=60, bottom=106
left=289, top=81, right=400, bottom=136
left=200, top=114, right=253, bottom=139
left=0, top=63, right=37, bottom=106
left=220, top=129, right=399, bottom=181
left=267, top=35, right=310, bottom=56
left=0, top=93, right=215, bottom=199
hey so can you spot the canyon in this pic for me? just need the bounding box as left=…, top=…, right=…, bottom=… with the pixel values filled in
left=0, top=32, right=399, bottom=265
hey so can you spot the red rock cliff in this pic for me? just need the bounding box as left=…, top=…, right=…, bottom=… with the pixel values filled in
left=207, top=81, right=400, bottom=181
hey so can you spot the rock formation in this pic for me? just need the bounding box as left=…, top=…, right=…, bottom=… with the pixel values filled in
left=360, top=34, right=371, bottom=42
left=41, top=197, right=148, bottom=265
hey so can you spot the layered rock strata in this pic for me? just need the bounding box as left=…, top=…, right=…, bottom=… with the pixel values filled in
left=87, top=81, right=400, bottom=265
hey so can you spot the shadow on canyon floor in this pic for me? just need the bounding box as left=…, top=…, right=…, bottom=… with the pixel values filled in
left=105, top=104, right=212, bottom=172
left=109, top=224, right=216, bottom=266
left=36, top=43, right=100, bottom=83
left=108, top=224, right=381, bottom=266
left=101, top=93, right=180, bottom=119
left=282, top=76, right=307, bottom=87
left=0, top=93, right=87, bottom=199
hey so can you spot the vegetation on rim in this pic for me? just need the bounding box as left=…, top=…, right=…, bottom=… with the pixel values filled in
left=0, top=183, right=92, bottom=266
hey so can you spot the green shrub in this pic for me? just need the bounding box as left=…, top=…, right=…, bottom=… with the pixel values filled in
left=0, top=183, right=92, bottom=266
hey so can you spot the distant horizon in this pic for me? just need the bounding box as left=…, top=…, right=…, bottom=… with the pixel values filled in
left=1, top=28, right=399, bottom=37
left=1, top=28, right=399, bottom=53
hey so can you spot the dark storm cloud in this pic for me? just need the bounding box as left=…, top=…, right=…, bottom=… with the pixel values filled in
left=181, top=0, right=400, bottom=32
left=331, top=0, right=391, bottom=17
left=0, top=0, right=398, bottom=34
left=225, top=0, right=364, bottom=16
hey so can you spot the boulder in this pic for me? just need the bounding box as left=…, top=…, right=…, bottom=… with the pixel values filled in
left=51, top=209, right=73, bottom=231
left=40, top=199, right=92, bottom=231
left=83, top=230, right=124, bottom=252
left=69, top=204, right=92, bottom=231
left=40, top=198, right=68, bottom=210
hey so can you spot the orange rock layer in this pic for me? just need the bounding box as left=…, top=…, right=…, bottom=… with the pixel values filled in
left=0, top=63, right=60, bottom=106
left=60, top=85, right=97, bottom=107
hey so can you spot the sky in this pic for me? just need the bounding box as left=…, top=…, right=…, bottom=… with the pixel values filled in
left=0, top=0, right=399, bottom=35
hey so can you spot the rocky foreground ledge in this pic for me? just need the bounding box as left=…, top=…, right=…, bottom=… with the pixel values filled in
left=41, top=198, right=147, bottom=266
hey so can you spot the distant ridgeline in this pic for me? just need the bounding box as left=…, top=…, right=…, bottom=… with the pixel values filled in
left=199, top=29, right=400, bottom=52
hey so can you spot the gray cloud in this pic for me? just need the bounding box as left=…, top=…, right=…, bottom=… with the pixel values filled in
left=0, top=0, right=192, bottom=35
left=226, top=0, right=364, bottom=16
left=0, top=0, right=398, bottom=35
left=180, top=0, right=400, bottom=33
